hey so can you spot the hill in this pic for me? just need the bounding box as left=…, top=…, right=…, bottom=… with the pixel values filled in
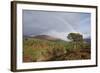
left=84, top=38, right=91, bottom=43
left=31, top=35, right=61, bottom=41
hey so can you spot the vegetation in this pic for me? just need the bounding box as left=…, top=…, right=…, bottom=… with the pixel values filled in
left=23, top=33, right=91, bottom=62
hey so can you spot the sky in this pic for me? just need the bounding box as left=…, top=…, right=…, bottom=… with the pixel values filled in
left=23, top=10, right=91, bottom=41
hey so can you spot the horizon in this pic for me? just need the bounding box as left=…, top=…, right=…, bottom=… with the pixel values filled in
left=23, top=33, right=91, bottom=41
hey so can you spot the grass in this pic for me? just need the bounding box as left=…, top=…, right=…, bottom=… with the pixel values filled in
left=23, top=37, right=91, bottom=62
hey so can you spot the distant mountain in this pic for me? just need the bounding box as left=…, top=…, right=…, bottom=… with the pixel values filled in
left=84, top=38, right=91, bottom=43
left=32, top=35, right=61, bottom=41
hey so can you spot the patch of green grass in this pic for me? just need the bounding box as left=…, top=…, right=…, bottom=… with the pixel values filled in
left=23, top=38, right=90, bottom=62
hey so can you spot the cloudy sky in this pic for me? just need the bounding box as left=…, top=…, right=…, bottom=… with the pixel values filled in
left=23, top=10, right=91, bottom=41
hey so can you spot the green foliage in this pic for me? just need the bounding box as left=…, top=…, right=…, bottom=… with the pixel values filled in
left=82, top=42, right=91, bottom=49
left=23, top=38, right=69, bottom=62
left=23, top=33, right=91, bottom=62
left=67, top=33, right=84, bottom=50
left=67, top=33, right=83, bottom=42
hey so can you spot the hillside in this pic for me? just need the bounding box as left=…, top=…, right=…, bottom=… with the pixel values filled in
left=84, top=38, right=91, bottom=43
left=32, top=35, right=61, bottom=41
left=23, top=36, right=91, bottom=62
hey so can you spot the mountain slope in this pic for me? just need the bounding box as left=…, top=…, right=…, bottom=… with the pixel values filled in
left=33, top=35, right=61, bottom=41
left=84, top=38, right=91, bottom=43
